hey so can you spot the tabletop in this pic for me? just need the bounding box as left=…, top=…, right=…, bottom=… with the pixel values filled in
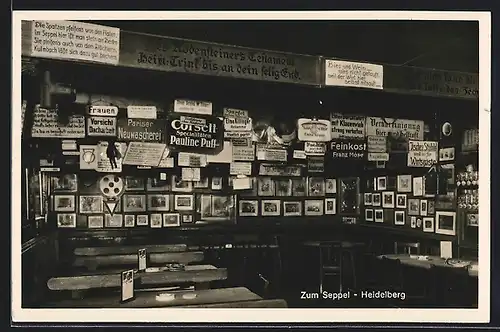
left=74, top=244, right=188, bottom=256
left=378, top=254, right=478, bottom=277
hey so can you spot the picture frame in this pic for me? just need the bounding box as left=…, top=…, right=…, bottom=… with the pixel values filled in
left=150, top=214, right=163, bottom=228
left=394, top=210, right=405, bottom=226
left=261, top=199, right=281, bottom=216
left=52, top=174, right=78, bottom=192
left=364, top=193, right=373, bottom=206
left=211, top=195, right=234, bottom=220
left=122, top=194, right=146, bottom=212
left=57, top=213, right=76, bottom=228
left=304, top=200, right=324, bottom=216
left=382, top=191, right=395, bottom=208
left=283, top=201, right=302, bottom=217
left=325, top=198, right=336, bottom=215
left=105, top=214, right=123, bottom=228
left=79, top=195, right=104, bottom=214
left=420, top=199, right=428, bottom=217
left=124, top=215, right=135, bottom=227
left=372, top=177, right=378, bottom=191
left=397, top=175, right=412, bottom=193
left=258, top=177, right=275, bottom=196
left=211, top=176, right=223, bottom=190
left=194, top=177, right=209, bottom=188
left=325, top=178, right=337, bottom=194
left=435, top=211, right=457, bottom=236
left=171, top=175, right=193, bottom=192
left=275, top=179, right=292, bottom=197
left=410, top=216, right=417, bottom=228
left=372, top=193, right=381, bottom=207
left=427, top=200, right=436, bottom=215
left=182, top=214, right=194, bottom=223
left=174, top=194, right=194, bottom=211
left=147, top=194, right=170, bottom=212
left=365, top=209, right=374, bottom=222
left=88, top=215, right=104, bottom=229
left=136, top=214, right=148, bottom=226
left=416, top=217, right=423, bottom=228
left=308, top=177, right=325, bottom=197
left=423, top=216, right=435, bottom=233
left=408, top=198, right=420, bottom=216
left=377, top=176, right=387, bottom=191
left=396, top=194, right=407, bottom=209
left=239, top=200, right=258, bottom=217
left=374, top=209, right=384, bottom=223
left=292, top=177, right=307, bottom=196
left=53, top=195, right=75, bottom=212
left=125, top=177, right=145, bottom=191
left=413, top=177, right=424, bottom=196
left=163, top=213, right=180, bottom=227
left=467, top=213, right=479, bottom=227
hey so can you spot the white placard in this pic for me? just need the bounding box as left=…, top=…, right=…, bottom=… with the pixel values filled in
left=224, top=131, right=252, bottom=139
left=293, top=150, right=307, bottom=159
left=87, top=116, right=116, bottom=136
left=79, top=145, right=98, bottom=169
left=224, top=117, right=253, bottom=131
left=297, top=118, right=332, bottom=142
left=325, top=60, right=383, bottom=89
left=367, top=136, right=387, bottom=153
left=158, top=147, right=174, bottom=168
left=256, top=145, right=288, bottom=161
left=121, top=270, right=134, bottom=302
left=368, top=152, right=389, bottom=161
left=304, top=142, right=326, bottom=156
left=232, top=145, right=255, bottom=161
left=223, top=108, right=249, bottom=118
left=88, top=105, right=118, bottom=117
left=407, top=140, right=439, bottom=167
left=127, top=106, right=157, bottom=119
left=96, top=142, right=125, bottom=173
left=440, top=241, right=453, bottom=259
left=122, top=142, right=166, bottom=166
left=61, top=140, right=77, bottom=150
left=31, top=107, right=85, bottom=138
left=232, top=177, right=252, bottom=190
left=174, top=99, right=212, bottom=115
left=178, top=152, right=207, bottom=167
left=230, top=162, right=252, bottom=176
left=181, top=167, right=201, bottom=181
left=330, top=114, right=366, bottom=139
left=206, top=141, right=233, bottom=164
left=365, top=117, right=424, bottom=140
left=31, top=20, right=120, bottom=65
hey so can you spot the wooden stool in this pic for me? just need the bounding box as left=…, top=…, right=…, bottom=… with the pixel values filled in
left=394, top=242, right=421, bottom=255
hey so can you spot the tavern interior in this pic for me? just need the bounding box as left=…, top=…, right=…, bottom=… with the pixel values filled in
left=21, top=20, right=480, bottom=309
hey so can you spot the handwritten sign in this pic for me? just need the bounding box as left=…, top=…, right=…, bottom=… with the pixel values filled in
left=407, top=140, right=438, bottom=167
left=367, top=136, right=387, bottom=153
left=166, top=113, right=223, bottom=153
left=30, top=20, right=120, bottom=65
left=174, top=99, right=212, bottom=115
left=122, top=142, right=166, bottom=166
left=365, top=117, right=424, bottom=141
left=31, top=107, right=85, bottom=138
left=325, top=60, right=383, bottom=89
left=117, top=118, right=165, bottom=143
left=330, top=114, right=366, bottom=139
left=88, top=105, right=118, bottom=117
left=127, top=106, right=157, bottom=119
left=87, top=116, right=116, bottom=136
left=297, top=118, right=331, bottom=142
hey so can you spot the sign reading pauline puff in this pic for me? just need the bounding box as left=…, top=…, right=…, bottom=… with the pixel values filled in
left=166, top=113, right=224, bottom=154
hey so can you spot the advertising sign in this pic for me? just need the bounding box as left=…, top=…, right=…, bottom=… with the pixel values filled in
left=297, top=118, right=331, bottom=142
left=224, top=117, right=253, bottom=131
left=304, top=142, right=327, bottom=155
left=330, top=140, right=367, bottom=159
left=330, top=114, right=366, bottom=139
left=88, top=105, right=119, bottom=117
left=117, top=118, right=165, bottom=143
left=365, top=117, right=424, bottom=140
left=87, top=116, right=116, bottom=136
left=367, top=136, right=387, bottom=153
left=407, top=140, right=438, bottom=167
left=122, top=142, right=166, bottom=166
left=174, top=99, right=212, bottom=115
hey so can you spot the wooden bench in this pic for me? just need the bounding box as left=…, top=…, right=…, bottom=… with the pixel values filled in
left=74, top=244, right=187, bottom=256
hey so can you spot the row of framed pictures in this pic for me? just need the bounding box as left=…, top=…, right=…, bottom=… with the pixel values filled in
left=249, top=177, right=336, bottom=197
left=57, top=213, right=188, bottom=228
left=238, top=198, right=337, bottom=217
left=370, top=175, right=425, bottom=196
left=363, top=192, right=435, bottom=216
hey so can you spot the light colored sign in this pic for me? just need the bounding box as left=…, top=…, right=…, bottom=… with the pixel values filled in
left=89, top=105, right=118, bottom=117
left=231, top=138, right=251, bottom=147
left=259, top=164, right=303, bottom=177
left=61, top=140, right=77, bottom=150
left=96, top=142, right=125, bottom=173
left=407, top=140, right=438, bottom=167
left=368, top=152, right=389, bottom=161
left=87, top=116, right=116, bottom=136
left=230, top=162, right=252, bottom=176
left=30, top=20, right=120, bottom=65
left=367, top=136, right=387, bottom=153
left=181, top=167, right=201, bottom=181
left=297, top=118, right=331, bottom=142
left=117, top=118, right=165, bottom=143
left=224, top=117, right=253, bottom=131
left=127, top=106, right=157, bottom=119
left=224, top=131, right=252, bottom=139
left=178, top=152, right=207, bottom=167
left=330, top=114, right=366, bottom=139
left=325, top=59, right=383, bottom=89
left=232, top=145, right=255, bottom=161
left=158, top=147, right=174, bottom=168
left=174, top=99, right=212, bottom=115
left=439, top=147, right=455, bottom=162
left=122, top=142, right=166, bottom=166
left=79, top=145, right=98, bottom=169
left=365, top=117, right=424, bottom=140
left=293, top=150, right=307, bottom=159
left=256, top=144, right=287, bottom=161
left=305, top=142, right=326, bottom=156
left=206, top=141, right=233, bottom=164
left=31, top=107, right=85, bottom=138
left=223, top=108, right=248, bottom=118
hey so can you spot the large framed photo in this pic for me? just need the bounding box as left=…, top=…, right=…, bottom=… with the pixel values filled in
left=53, top=195, right=75, bottom=212
left=397, top=175, right=412, bottom=193
left=147, top=194, right=170, bottom=212
left=105, top=214, right=123, bottom=228
left=79, top=195, right=103, bottom=214
left=258, top=177, right=275, bottom=196
left=163, top=213, right=180, bottom=227
left=125, top=176, right=145, bottom=191
left=150, top=214, right=163, bottom=228
left=292, top=177, right=307, bottom=196
left=52, top=174, right=78, bottom=192
left=261, top=199, right=280, bottom=216
left=304, top=200, right=324, bottom=216
left=382, top=191, right=395, bottom=208
left=171, top=175, right=193, bottom=192
left=308, top=177, right=325, bottom=197
left=57, top=213, right=76, bottom=228
left=435, top=211, right=457, bottom=236
left=239, top=200, right=258, bottom=217
left=201, top=195, right=235, bottom=220
left=283, top=201, right=302, bottom=217
left=275, top=179, right=292, bottom=197
left=88, top=215, right=104, bottom=229
left=408, top=198, right=420, bottom=216
left=325, top=198, right=336, bottom=215
left=174, top=194, right=194, bottom=211
left=123, top=194, right=146, bottom=212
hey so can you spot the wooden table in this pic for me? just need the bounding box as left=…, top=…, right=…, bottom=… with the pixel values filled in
left=378, top=254, right=478, bottom=277
left=74, top=244, right=187, bottom=256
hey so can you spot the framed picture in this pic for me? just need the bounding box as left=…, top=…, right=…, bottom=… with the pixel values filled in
left=396, top=194, right=407, bottom=209
left=275, top=179, right=292, bottom=197
left=211, top=176, right=223, bottom=190
left=283, top=201, right=302, bottom=217
left=239, top=200, right=258, bottom=217
left=292, top=177, right=307, bottom=196
left=308, top=177, right=325, bottom=197
left=408, top=198, right=420, bottom=216
left=54, top=195, right=75, bottom=212
left=150, top=214, right=163, bottom=228
left=258, top=177, right=275, bottom=196
left=325, top=198, right=336, bottom=215
left=427, top=200, right=436, bottom=215
left=416, top=217, right=423, bottom=228
left=435, top=211, right=457, bottom=235
left=194, top=177, right=209, bottom=188
left=374, top=209, right=384, bottom=223
left=136, top=214, right=148, bottom=226
left=147, top=194, right=170, bottom=211
left=382, top=191, right=395, bottom=208
left=364, top=193, right=373, bottom=206
left=413, top=177, right=424, bottom=196
left=325, top=178, right=337, bottom=194
left=377, top=176, right=387, bottom=191
left=88, top=215, right=104, bottom=228
left=52, top=174, right=78, bottom=192
left=57, top=213, right=76, bottom=228
left=394, top=210, right=405, bottom=226
left=372, top=193, right=381, bottom=207
left=122, top=194, right=146, bottom=212
left=163, top=213, right=180, bottom=227
left=174, top=195, right=194, bottom=211
left=423, top=217, right=435, bottom=233
left=171, top=175, right=193, bottom=192
left=304, top=200, right=324, bottom=216
left=372, top=177, right=378, bottom=191
left=79, top=195, right=103, bottom=214
left=105, top=214, right=123, bottom=228
left=124, top=215, right=135, bottom=227
left=467, top=213, right=479, bottom=227
left=261, top=200, right=280, bottom=216
left=420, top=199, right=428, bottom=216
left=182, top=214, right=194, bottom=223
left=365, top=209, right=374, bottom=222
left=125, top=177, right=145, bottom=191
left=397, top=175, right=412, bottom=193
left=211, top=196, right=233, bottom=219
left=410, top=216, right=417, bottom=228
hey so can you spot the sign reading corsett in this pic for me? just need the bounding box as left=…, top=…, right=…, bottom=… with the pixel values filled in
left=297, top=118, right=332, bottom=142
left=166, top=113, right=224, bottom=153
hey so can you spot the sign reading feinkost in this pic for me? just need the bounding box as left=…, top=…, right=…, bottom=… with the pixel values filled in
left=330, top=140, right=367, bottom=159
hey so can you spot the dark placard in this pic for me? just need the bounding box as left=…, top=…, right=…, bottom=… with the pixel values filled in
left=117, top=118, right=165, bottom=143
left=330, top=139, right=367, bottom=160
left=307, top=156, right=325, bottom=173
left=166, top=113, right=224, bottom=154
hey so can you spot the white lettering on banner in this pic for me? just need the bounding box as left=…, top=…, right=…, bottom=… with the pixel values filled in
left=325, top=60, right=383, bottom=89
left=80, top=145, right=98, bottom=169
left=330, top=114, right=366, bottom=139
left=122, top=142, right=166, bottom=166
left=365, top=117, right=424, bottom=140
left=88, top=105, right=118, bottom=117
left=297, top=118, right=332, bottom=142
left=87, top=116, right=116, bottom=136
left=230, top=162, right=252, bottom=176
left=31, top=20, right=120, bottom=64
left=174, top=99, right=212, bottom=115
left=368, top=152, right=389, bottom=161
left=224, top=117, right=253, bottom=131
left=224, top=131, right=252, bottom=139
left=31, top=107, right=85, bottom=138
left=223, top=108, right=249, bottom=118
left=96, top=142, right=126, bottom=173
left=233, top=145, right=255, bottom=161
left=304, top=142, right=326, bottom=155
left=407, top=140, right=438, bottom=167
left=367, top=136, right=387, bottom=152
left=127, top=106, right=157, bottom=119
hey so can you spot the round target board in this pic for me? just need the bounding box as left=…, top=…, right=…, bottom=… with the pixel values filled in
left=99, top=175, right=124, bottom=214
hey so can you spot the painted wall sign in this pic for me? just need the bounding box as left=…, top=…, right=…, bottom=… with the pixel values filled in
left=368, top=152, right=389, bottom=161
left=325, top=59, right=383, bottom=90
left=330, top=114, right=366, bottom=139
left=166, top=113, right=224, bottom=153
left=304, top=142, right=326, bottom=156
left=330, top=140, right=367, bottom=159
left=367, top=136, right=387, bottom=153
left=127, top=106, right=157, bottom=119
left=88, top=105, right=118, bottom=117
left=122, top=142, right=166, bottom=166
left=117, top=118, right=165, bottom=143
left=87, top=116, right=116, bottom=136
left=31, top=107, right=85, bottom=138
left=365, top=117, right=424, bottom=140
left=27, top=20, right=120, bottom=65
left=256, top=144, right=288, bottom=161
left=407, top=140, right=438, bottom=167
left=297, top=118, right=332, bottom=142
left=118, top=32, right=321, bottom=85
left=174, top=99, right=212, bottom=115
left=259, top=164, right=303, bottom=177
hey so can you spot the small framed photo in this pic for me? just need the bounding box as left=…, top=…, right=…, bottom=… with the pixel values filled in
left=396, top=194, right=407, bottom=209
left=408, top=199, right=420, bottom=216
left=283, top=201, right=302, bottom=217
left=467, top=213, right=479, bottom=227
left=146, top=177, right=170, bottom=192
left=174, top=194, right=194, bottom=211
left=292, top=177, right=307, bottom=196
left=52, top=174, right=78, bottom=192
left=423, top=217, right=435, bottom=233
left=394, top=210, right=405, bottom=226
left=308, top=177, right=325, bottom=197
left=150, top=214, right=163, bottom=228
left=54, top=195, right=76, bottom=212
left=364, top=193, right=373, bottom=206
left=163, top=213, right=180, bottom=227
left=275, top=179, right=292, bottom=197
left=88, top=215, right=104, bottom=228
left=382, top=191, right=395, bottom=208
left=136, top=214, right=148, bottom=226
left=239, top=200, right=258, bottom=217
left=194, top=177, right=209, bottom=188
left=377, top=176, right=387, bottom=191
left=365, top=209, right=374, bottom=222
left=258, top=177, right=275, bottom=196
left=427, top=200, right=436, bottom=215
left=325, top=178, right=337, bottom=194
left=147, top=194, right=170, bottom=212
left=325, top=198, right=336, bottom=215
left=261, top=200, right=281, bottom=216
left=125, top=177, right=145, bottom=191
left=372, top=193, right=381, bottom=207
left=79, top=195, right=103, bottom=214
left=171, top=175, right=193, bottom=192
left=374, top=209, right=384, bottom=223
left=410, top=216, right=417, bottom=228
left=397, top=175, right=412, bottom=193
left=435, top=211, right=457, bottom=235
left=211, top=176, right=223, bottom=190
left=413, top=177, right=424, bottom=196
left=124, top=215, right=135, bottom=227
left=420, top=199, right=428, bottom=216
left=123, top=194, right=146, bottom=212
left=304, top=200, right=324, bottom=216
left=416, top=217, right=423, bottom=228
left=105, top=214, right=123, bottom=227
left=182, top=214, right=194, bottom=223
left=57, top=213, right=76, bottom=228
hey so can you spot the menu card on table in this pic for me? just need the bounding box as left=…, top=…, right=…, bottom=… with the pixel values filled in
left=121, top=269, right=135, bottom=303
left=138, top=248, right=147, bottom=272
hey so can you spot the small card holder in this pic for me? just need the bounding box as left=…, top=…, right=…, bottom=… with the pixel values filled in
left=121, top=269, right=135, bottom=303
left=138, top=248, right=147, bottom=272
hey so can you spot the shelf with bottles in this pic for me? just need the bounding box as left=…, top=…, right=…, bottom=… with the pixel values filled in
left=455, top=164, right=479, bottom=188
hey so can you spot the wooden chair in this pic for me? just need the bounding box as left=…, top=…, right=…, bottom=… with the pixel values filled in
left=394, top=242, right=421, bottom=255
left=319, top=242, right=343, bottom=293
left=430, top=264, right=475, bottom=307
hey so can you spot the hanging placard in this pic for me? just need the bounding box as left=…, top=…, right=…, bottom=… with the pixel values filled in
left=368, top=152, right=389, bottom=161
left=96, top=142, right=125, bottom=173
left=224, top=131, right=253, bottom=139
left=127, top=106, right=157, bottom=119
left=122, top=142, right=166, bottom=166
left=31, top=107, right=85, bottom=138
left=330, top=114, right=366, bottom=139
left=256, top=144, right=287, bottom=161
left=178, top=152, right=207, bottom=167
left=181, top=167, right=201, bottom=181
left=367, top=136, right=387, bottom=153
left=232, top=145, right=255, bottom=161
left=87, top=116, right=117, bottom=137
left=297, top=118, right=332, bottom=142
left=79, top=145, right=98, bottom=169
left=308, top=156, right=325, bottom=173
left=304, top=142, right=326, bottom=156
left=293, top=150, right=307, bottom=159
left=174, top=99, right=213, bottom=115
left=325, top=60, right=383, bottom=89
left=365, top=117, right=424, bottom=140
left=407, top=140, right=438, bottom=167
left=88, top=105, right=119, bottom=117
left=224, top=117, right=253, bottom=131
left=223, top=108, right=249, bottom=118
left=117, top=118, right=165, bottom=143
